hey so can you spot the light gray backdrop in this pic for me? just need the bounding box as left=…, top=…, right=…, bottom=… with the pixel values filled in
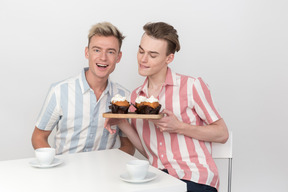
left=0, top=0, right=287, bottom=191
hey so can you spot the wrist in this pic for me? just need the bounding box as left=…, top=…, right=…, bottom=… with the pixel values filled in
left=118, top=119, right=130, bottom=129
left=178, top=122, right=186, bottom=135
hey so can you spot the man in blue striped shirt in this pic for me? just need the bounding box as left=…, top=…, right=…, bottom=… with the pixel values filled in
left=31, top=22, right=135, bottom=155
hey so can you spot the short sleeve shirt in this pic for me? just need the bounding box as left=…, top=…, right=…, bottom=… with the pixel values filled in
left=36, top=68, right=130, bottom=155
left=130, top=67, right=221, bottom=190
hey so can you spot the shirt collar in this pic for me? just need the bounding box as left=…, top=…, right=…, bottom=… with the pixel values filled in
left=136, top=67, right=176, bottom=96
left=105, top=78, right=112, bottom=95
left=80, top=68, right=90, bottom=94
left=79, top=67, right=111, bottom=95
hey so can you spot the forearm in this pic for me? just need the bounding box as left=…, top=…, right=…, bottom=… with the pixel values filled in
left=119, top=145, right=135, bottom=156
left=31, top=136, right=50, bottom=149
left=177, top=118, right=229, bottom=143
left=119, top=137, right=135, bottom=156
left=31, top=127, right=51, bottom=149
left=118, top=121, right=147, bottom=157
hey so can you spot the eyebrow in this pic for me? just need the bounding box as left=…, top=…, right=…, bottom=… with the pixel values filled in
left=139, top=45, right=159, bottom=55
left=91, top=46, right=117, bottom=52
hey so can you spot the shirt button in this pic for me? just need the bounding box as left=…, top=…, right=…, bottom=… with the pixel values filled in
left=159, top=142, right=162, bottom=146
left=161, top=154, right=164, bottom=158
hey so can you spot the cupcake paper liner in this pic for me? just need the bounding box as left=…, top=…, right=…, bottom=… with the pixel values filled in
left=133, top=104, right=162, bottom=114
left=109, top=103, right=130, bottom=114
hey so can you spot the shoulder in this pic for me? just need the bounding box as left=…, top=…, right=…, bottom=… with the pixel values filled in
left=174, top=72, right=198, bottom=85
left=110, top=81, right=130, bottom=95
left=175, top=73, right=211, bottom=90
left=177, top=73, right=208, bottom=86
left=49, top=74, right=80, bottom=91
left=194, top=77, right=209, bottom=88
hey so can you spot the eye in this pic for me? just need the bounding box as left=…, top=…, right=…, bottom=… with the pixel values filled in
left=93, top=49, right=100, bottom=53
left=138, top=49, right=144, bottom=54
left=150, top=54, right=157, bottom=58
left=108, top=50, right=116, bottom=55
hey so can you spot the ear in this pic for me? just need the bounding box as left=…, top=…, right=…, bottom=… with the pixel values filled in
left=116, top=51, right=122, bottom=63
left=85, top=47, right=89, bottom=59
left=166, top=53, right=174, bottom=64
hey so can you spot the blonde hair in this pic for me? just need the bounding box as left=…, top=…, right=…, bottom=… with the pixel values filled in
left=143, top=22, right=180, bottom=55
left=88, top=22, right=125, bottom=50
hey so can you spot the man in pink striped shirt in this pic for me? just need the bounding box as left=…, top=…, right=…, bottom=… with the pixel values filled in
left=105, top=22, right=229, bottom=192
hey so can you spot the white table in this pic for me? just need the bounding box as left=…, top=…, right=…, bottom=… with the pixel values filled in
left=0, top=149, right=186, bottom=192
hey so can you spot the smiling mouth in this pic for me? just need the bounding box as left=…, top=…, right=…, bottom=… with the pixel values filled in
left=96, top=63, right=108, bottom=68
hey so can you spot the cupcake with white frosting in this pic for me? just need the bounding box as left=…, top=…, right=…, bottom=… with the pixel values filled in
left=135, top=96, right=148, bottom=108
left=134, top=95, right=161, bottom=114
left=109, top=94, right=130, bottom=114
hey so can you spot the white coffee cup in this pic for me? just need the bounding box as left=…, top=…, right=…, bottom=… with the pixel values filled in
left=126, top=160, right=149, bottom=180
left=35, top=147, right=55, bottom=165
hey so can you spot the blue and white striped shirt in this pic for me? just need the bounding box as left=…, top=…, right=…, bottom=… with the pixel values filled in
left=36, top=68, right=130, bottom=155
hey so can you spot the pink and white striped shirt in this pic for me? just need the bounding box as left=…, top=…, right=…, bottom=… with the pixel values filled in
left=130, top=67, right=221, bottom=190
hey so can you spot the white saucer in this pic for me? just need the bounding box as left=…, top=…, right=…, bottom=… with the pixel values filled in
left=120, top=172, right=157, bottom=183
left=29, top=158, right=63, bottom=168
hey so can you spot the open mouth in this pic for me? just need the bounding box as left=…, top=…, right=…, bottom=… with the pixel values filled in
left=96, top=63, right=108, bottom=68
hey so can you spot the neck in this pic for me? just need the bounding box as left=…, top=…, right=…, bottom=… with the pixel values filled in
left=148, top=67, right=167, bottom=88
left=85, top=70, right=108, bottom=100
left=147, top=67, right=167, bottom=97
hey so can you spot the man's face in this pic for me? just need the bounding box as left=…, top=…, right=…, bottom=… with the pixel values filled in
left=85, top=35, right=122, bottom=80
left=137, top=33, right=172, bottom=77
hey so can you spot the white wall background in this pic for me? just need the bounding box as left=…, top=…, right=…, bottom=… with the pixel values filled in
left=0, top=0, right=287, bottom=191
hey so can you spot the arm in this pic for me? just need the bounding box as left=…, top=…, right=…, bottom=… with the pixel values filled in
left=179, top=118, right=228, bottom=143
left=104, top=118, right=147, bottom=157
left=119, top=136, right=135, bottom=156
left=151, top=109, right=229, bottom=143
left=31, top=126, right=52, bottom=149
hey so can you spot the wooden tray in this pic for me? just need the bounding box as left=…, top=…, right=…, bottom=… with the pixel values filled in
left=103, top=112, right=164, bottom=119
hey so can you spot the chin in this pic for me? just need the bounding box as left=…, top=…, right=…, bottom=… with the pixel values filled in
left=138, top=69, right=148, bottom=77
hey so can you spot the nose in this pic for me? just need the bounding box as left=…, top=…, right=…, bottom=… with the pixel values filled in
left=100, top=51, right=107, bottom=61
left=140, top=53, right=148, bottom=63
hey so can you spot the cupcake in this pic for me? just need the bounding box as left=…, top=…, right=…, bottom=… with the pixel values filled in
left=109, top=94, right=130, bottom=114
left=134, top=96, right=161, bottom=114
left=135, top=96, right=147, bottom=108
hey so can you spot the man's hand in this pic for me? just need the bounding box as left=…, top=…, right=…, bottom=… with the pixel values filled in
left=104, top=118, right=128, bottom=134
left=149, top=109, right=183, bottom=133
